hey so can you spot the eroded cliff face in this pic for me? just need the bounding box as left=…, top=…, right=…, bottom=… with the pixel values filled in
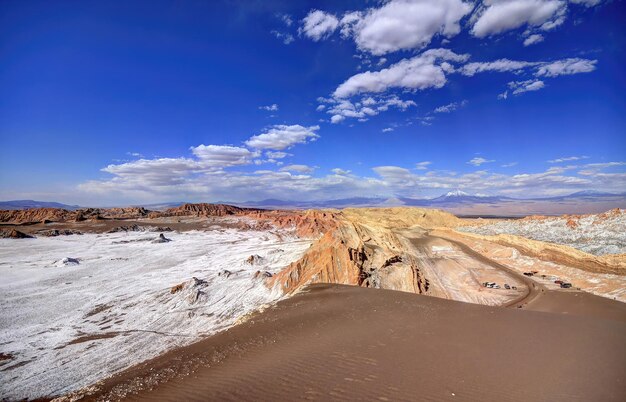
left=269, top=207, right=464, bottom=295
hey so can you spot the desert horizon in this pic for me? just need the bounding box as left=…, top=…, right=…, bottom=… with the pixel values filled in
left=1, top=0, right=625, bottom=401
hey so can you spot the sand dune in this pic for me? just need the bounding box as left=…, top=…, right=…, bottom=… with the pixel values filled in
left=67, top=284, right=626, bottom=402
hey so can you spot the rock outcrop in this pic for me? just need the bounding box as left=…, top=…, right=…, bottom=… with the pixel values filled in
left=161, top=203, right=260, bottom=217
left=269, top=208, right=445, bottom=295
left=0, top=229, right=34, bottom=239
left=0, top=208, right=74, bottom=224
left=152, top=234, right=171, bottom=243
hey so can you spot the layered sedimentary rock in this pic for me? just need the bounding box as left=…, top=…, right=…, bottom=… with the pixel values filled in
left=0, top=208, right=74, bottom=224
left=161, top=203, right=258, bottom=217
left=270, top=207, right=465, bottom=295
left=440, top=228, right=626, bottom=275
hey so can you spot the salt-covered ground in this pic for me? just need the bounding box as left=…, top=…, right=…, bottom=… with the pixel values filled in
left=459, top=210, right=626, bottom=256
left=0, top=228, right=312, bottom=400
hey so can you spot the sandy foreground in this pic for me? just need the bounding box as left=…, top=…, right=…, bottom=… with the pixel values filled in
left=68, top=284, right=626, bottom=402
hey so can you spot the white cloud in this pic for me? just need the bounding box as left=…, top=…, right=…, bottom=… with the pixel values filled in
left=279, top=164, right=316, bottom=174
left=325, top=95, right=416, bottom=123
left=266, top=151, right=289, bottom=159
left=334, top=48, right=469, bottom=98
left=271, top=31, right=295, bottom=45
left=299, top=10, right=339, bottom=41
left=330, top=115, right=345, bottom=124
left=79, top=154, right=626, bottom=204
left=245, top=125, right=320, bottom=150
left=415, top=161, right=433, bottom=170
left=100, top=158, right=198, bottom=187
left=501, top=162, right=518, bottom=167
left=548, top=155, right=590, bottom=163
left=460, top=59, right=539, bottom=76
left=331, top=168, right=351, bottom=175
left=569, top=0, right=602, bottom=7
left=434, top=100, right=468, bottom=113
left=498, top=90, right=509, bottom=100
left=340, top=0, right=473, bottom=55
left=258, top=103, right=279, bottom=111
left=279, top=13, right=293, bottom=27
left=508, top=79, right=545, bottom=95
left=468, top=157, right=495, bottom=166
left=535, top=58, right=597, bottom=77
left=191, top=145, right=260, bottom=167
left=523, top=33, right=544, bottom=46
left=460, top=57, right=597, bottom=82
left=471, top=0, right=567, bottom=38
left=382, top=127, right=394, bottom=133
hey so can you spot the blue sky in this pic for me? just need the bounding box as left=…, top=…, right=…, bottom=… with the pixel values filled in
left=0, top=0, right=624, bottom=205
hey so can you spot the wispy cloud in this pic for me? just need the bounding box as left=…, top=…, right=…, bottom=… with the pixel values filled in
left=259, top=104, right=279, bottom=111
left=548, top=155, right=590, bottom=163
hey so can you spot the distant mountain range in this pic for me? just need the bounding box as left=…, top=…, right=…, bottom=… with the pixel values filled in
left=239, top=190, right=626, bottom=210
left=1, top=190, right=625, bottom=216
left=0, top=200, right=81, bottom=210
left=236, top=190, right=626, bottom=216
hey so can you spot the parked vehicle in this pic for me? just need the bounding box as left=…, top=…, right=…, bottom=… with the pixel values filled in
left=504, top=284, right=510, bottom=289
left=560, top=282, right=572, bottom=288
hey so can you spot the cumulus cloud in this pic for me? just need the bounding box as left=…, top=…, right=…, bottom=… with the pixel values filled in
left=468, top=157, right=495, bottom=166
left=339, top=0, right=473, bottom=55
left=245, top=125, right=320, bottom=150
left=324, top=95, right=416, bottom=124
left=415, top=161, right=433, bottom=170
left=80, top=154, right=626, bottom=203
left=523, top=33, right=544, bottom=46
left=258, top=103, right=279, bottom=111
left=100, top=158, right=199, bottom=187
left=191, top=145, right=260, bottom=167
left=382, top=127, right=394, bottom=133
left=508, top=79, right=545, bottom=95
left=330, top=114, right=346, bottom=124
left=331, top=168, right=351, bottom=175
left=334, top=48, right=469, bottom=98
left=471, top=0, right=567, bottom=38
left=299, top=10, right=339, bottom=41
